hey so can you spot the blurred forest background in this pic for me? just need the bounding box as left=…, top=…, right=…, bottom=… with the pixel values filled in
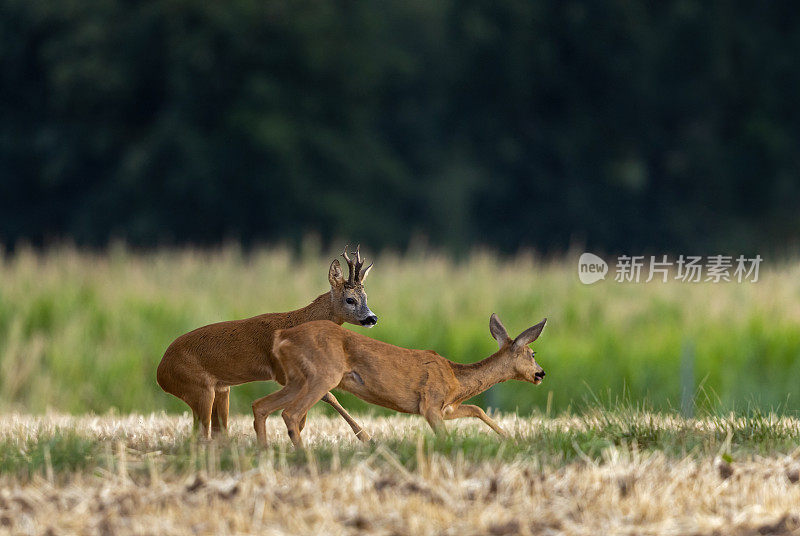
left=2, top=0, right=799, bottom=254
left=1, top=1, right=800, bottom=416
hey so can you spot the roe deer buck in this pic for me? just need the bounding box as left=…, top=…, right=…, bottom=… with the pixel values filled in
left=253, top=314, right=547, bottom=447
left=157, top=246, right=377, bottom=440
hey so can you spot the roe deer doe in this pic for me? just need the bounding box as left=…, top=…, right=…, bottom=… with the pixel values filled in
left=253, top=314, right=546, bottom=447
left=157, top=246, right=377, bottom=440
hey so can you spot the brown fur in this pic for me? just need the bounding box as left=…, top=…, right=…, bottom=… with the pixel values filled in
left=252, top=314, right=547, bottom=447
left=157, top=249, right=377, bottom=440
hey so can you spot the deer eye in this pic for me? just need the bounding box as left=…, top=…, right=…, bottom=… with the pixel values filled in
left=345, top=298, right=356, bottom=305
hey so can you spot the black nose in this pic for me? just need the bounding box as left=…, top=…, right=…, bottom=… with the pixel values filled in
left=535, top=371, right=545, bottom=379
left=360, top=315, right=378, bottom=326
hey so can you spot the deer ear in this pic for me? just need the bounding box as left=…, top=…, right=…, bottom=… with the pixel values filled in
left=328, top=259, right=345, bottom=287
left=489, top=313, right=511, bottom=347
left=513, top=318, right=547, bottom=349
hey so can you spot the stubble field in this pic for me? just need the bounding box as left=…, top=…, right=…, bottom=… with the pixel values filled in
left=2, top=412, right=800, bottom=535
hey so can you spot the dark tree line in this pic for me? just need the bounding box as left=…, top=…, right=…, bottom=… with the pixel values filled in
left=1, top=0, right=799, bottom=254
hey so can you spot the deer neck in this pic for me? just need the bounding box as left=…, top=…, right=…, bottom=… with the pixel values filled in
left=451, top=351, right=513, bottom=402
left=286, top=292, right=343, bottom=326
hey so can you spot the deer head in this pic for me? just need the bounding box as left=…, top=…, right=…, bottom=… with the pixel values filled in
left=489, top=314, right=547, bottom=384
left=328, top=245, right=378, bottom=327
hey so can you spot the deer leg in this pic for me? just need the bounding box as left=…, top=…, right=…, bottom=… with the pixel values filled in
left=282, top=410, right=304, bottom=449
left=322, top=392, right=372, bottom=442
left=210, top=406, right=220, bottom=434
left=421, top=407, right=446, bottom=435
left=183, top=386, right=215, bottom=441
left=281, top=379, right=341, bottom=449
left=211, top=388, right=230, bottom=436
left=445, top=404, right=507, bottom=437
left=251, top=381, right=307, bottom=446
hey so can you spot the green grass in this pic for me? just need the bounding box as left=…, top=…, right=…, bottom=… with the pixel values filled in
left=2, top=410, right=799, bottom=481
left=1, top=244, right=799, bottom=415
left=0, top=430, right=96, bottom=477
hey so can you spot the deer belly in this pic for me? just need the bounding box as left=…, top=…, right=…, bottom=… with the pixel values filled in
left=337, top=371, right=415, bottom=414
left=212, top=359, right=274, bottom=386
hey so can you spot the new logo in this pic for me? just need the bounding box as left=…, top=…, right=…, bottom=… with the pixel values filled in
left=578, top=253, right=608, bottom=284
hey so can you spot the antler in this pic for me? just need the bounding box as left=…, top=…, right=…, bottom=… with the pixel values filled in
left=342, top=244, right=356, bottom=285
left=342, top=244, right=372, bottom=284
left=354, top=245, right=364, bottom=281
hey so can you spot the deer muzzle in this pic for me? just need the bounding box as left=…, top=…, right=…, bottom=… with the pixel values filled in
left=360, top=314, right=378, bottom=327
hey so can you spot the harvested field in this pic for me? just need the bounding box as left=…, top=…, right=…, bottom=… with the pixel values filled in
left=2, top=412, right=800, bottom=535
